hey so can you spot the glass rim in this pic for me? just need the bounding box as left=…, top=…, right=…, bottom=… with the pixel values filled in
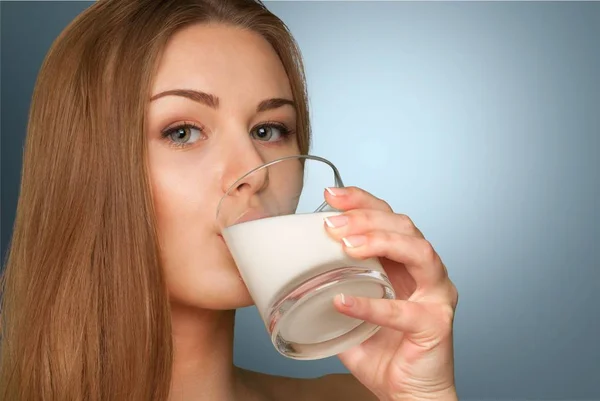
left=215, top=154, right=345, bottom=220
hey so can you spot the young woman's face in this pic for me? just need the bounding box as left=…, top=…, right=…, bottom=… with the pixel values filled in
left=146, top=23, right=301, bottom=310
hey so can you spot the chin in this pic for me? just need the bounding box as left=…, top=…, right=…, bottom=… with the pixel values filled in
left=167, top=267, right=256, bottom=311
left=169, top=285, right=255, bottom=311
left=204, top=279, right=255, bottom=310
left=164, top=239, right=257, bottom=310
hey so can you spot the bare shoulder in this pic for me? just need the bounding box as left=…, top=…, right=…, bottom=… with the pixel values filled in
left=237, top=368, right=377, bottom=401
left=236, top=368, right=311, bottom=401
left=309, top=373, right=378, bottom=401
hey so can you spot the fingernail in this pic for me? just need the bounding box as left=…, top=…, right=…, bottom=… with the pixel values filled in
left=339, top=293, right=355, bottom=307
left=324, top=215, right=348, bottom=228
left=325, top=187, right=347, bottom=196
left=342, top=235, right=366, bottom=248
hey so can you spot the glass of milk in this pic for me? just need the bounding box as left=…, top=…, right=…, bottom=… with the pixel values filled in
left=216, top=155, right=395, bottom=360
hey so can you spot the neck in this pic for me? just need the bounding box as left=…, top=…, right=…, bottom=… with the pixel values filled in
left=168, top=304, right=243, bottom=401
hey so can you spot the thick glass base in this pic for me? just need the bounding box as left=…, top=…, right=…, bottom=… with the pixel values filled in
left=266, top=266, right=395, bottom=360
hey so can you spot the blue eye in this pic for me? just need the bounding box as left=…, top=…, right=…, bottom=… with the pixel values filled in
left=251, top=123, right=291, bottom=142
left=162, top=124, right=205, bottom=147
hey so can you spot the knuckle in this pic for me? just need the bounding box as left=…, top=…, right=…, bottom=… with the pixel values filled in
left=397, top=213, right=418, bottom=234
left=346, top=186, right=362, bottom=197
left=418, top=239, right=437, bottom=263
left=387, top=301, right=404, bottom=325
left=358, top=297, right=376, bottom=316
left=377, top=230, right=396, bottom=246
left=397, top=213, right=412, bottom=226
left=348, top=186, right=392, bottom=212
left=346, top=209, right=369, bottom=228
left=365, top=231, right=379, bottom=245
left=380, top=199, right=393, bottom=212
left=388, top=300, right=403, bottom=316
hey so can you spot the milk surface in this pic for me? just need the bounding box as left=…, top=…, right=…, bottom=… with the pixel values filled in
left=222, top=212, right=387, bottom=344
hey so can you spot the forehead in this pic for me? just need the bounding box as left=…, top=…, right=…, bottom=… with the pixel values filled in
left=152, top=23, right=292, bottom=103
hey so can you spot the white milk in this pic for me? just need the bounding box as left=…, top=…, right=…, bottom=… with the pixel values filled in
left=222, top=211, right=388, bottom=345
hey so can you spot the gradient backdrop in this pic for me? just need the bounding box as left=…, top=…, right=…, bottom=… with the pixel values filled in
left=1, top=1, right=599, bottom=400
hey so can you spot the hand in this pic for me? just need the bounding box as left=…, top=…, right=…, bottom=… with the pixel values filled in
left=323, top=186, right=459, bottom=401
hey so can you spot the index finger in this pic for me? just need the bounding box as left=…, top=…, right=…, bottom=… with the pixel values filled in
left=325, top=186, right=392, bottom=212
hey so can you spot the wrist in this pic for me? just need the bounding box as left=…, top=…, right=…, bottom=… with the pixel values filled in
left=434, top=386, right=458, bottom=401
left=383, top=386, right=458, bottom=401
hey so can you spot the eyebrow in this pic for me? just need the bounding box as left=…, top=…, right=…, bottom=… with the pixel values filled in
left=150, top=89, right=219, bottom=108
left=149, top=89, right=295, bottom=112
left=256, top=98, right=295, bottom=112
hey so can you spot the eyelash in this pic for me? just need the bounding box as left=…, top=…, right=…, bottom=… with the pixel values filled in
left=160, top=121, right=295, bottom=149
left=160, top=121, right=204, bottom=149
left=256, top=121, right=294, bottom=139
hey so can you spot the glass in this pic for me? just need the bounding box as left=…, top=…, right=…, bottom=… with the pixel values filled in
left=216, top=155, right=395, bottom=360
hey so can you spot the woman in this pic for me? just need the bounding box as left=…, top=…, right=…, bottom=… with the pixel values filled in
left=0, top=0, right=459, bottom=400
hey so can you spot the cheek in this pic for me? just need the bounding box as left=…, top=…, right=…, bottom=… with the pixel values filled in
left=148, top=149, right=211, bottom=219
left=271, top=167, right=304, bottom=213
left=290, top=177, right=304, bottom=211
left=148, top=160, right=250, bottom=308
left=148, top=157, right=216, bottom=250
left=150, top=166, right=214, bottom=287
left=153, top=172, right=195, bottom=220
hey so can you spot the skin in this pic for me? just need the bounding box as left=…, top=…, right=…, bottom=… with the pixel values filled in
left=147, top=23, right=458, bottom=401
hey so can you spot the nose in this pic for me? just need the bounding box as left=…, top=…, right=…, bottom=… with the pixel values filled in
left=227, top=162, right=269, bottom=198
left=221, top=143, right=269, bottom=198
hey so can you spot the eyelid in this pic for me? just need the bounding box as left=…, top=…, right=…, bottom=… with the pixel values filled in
left=250, top=121, right=295, bottom=144
left=252, top=120, right=292, bottom=133
left=160, top=121, right=207, bottom=150
left=160, top=120, right=205, bottom=135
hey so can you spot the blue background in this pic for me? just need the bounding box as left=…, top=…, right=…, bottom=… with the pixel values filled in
left=2, top=2, right=599, bottom=399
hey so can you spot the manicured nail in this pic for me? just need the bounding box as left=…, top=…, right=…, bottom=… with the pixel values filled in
left=339, top=293, right=355, bottom=307
left=325, top=187, right=347, bottom=196
left=324, top=215, right=348, bottom=228
left=342, top=235, right=366, bottom=248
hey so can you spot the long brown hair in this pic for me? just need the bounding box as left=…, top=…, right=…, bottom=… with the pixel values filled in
left=0, top=1, right=310, bottom=399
